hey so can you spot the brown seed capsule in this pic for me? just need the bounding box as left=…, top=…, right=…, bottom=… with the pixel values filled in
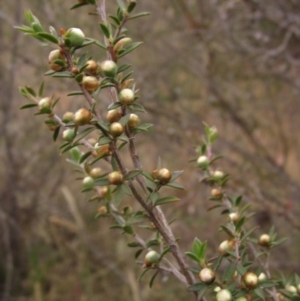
left=156, top=168, right=172, bottom=184
left=62, top=111, right=74, bottom=123
left=82, top=176, right=95, bottom=189
left=85, top=60, right=98, bottom=74
left=108, top=171, right=123, bottom=185
left=63, top=27, right=85, bottom=47
left=128, top=113, right=140, bottom=129
left=62, top=129, right=76, bottom=142
left=119, top=89, right=135, bottom=105
left=82, top=76, right=100, bottom=91
left=97, top=206, right=107, bottom=214
left=73, top=108, right=92, bottom=126
left=144, top=250, right=160, bottom=267
left=100, top=60, right=118, bottom=77
left=216, top=289, right=232, bottom=301
left=198, top=268, right=216, bottom=284
left=109, top=122, right=124, bottom=137
left=243, top=272, right=258, bottom=289
left=258, top=234, right=270, bottom=247
left=218, top=240, right=235, bottom=255
left=106, top=109, right=122, bottom=123
left=89, top=167, right=102, bottom=178
left=38, top=97, right=52, bottom=114
left=211, top=188, right=223, bottom=199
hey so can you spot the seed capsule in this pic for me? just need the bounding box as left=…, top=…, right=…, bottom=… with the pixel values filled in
left=108, top=171, right=123, bottom=185
left=73, top=108, right=92, bottom=126
left=198, top=268, right=216, bottom=284
left=144, top=250, right=160, bottom=267
left=119, top=89, right=135, bottom=105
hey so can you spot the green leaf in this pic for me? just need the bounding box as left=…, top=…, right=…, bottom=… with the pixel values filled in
left=24, top=10, right=35, bottom=24
left=96, top=122, right=109, bottom=133
left=118, top=42, right=143, bottom=58
left=254, top=288, right=265, bottom=300
left=236, top=264, right=248, bottom=275
left=165, top=182, right=185, bottom=190
left=72, top=127, right=95, bottom=145
left=111, top=156, right=119, bottom=171
left=153, top=196, right=180, bottom=207
left=94, top=40, right=107, bottom=49
left=98, top=136, right=112, bottom=145
left=135, top=249, right=143, bottom=259
left=94, top=178, right=110, bottom=187
left=44, top=70, right=55, bottom=76
left=128, top=12, right=150, bottom=20
left=148, top=192, right=159, bottom=205
left=107, top=102, right=122, bottom=111
left=170, top=170, right=183, bottom=182
left=25, top=86, right=36, bottom=97
left=20, top=103, right=38, bottom=110
left=207, top=204, right=223, bottom=211
left=123, top=225, right=134, bottom=234
left=79, top=151, right=92, bottom=164
left=116, top=0, right=126, bottom=10
left=222, top=262, right=237, bottom=283
left=128, top=242, right=140, bottom=248
left=128, top=103, right=146, bottom=113
left=192, top=238, right=202, bottom=258
left=146, top=239, right=159, bottom=248
left=240, top=227, right=259, bottom=244
left=120, top=183, right=132, bottom=196
left=187, top=282, right=207, bottom=292
left=138, top=268, right=151, bottom=282
left=235, top=195, right=243, bottom=206
left=211, top=255, right=224, bottom=271
left=19, top=87, right=29, bottom=98
left=185, top=252, right=199, bottom=262
left=149, top=271, right=159, bottom=288
left=117, top=64, right=131, bottom=74
left=52, top=72, right=73, bottom=78
left=133, top=123, right=153, bottom=133
left=70, top=2, right=89, bottom=10
left=53, top=126, right=60, bottom=141
left=69, top=147, right=81, bottom=162
left=67, top=91, right=84, bottom=96
left=199, top=241, right=207, bottom=263
left=120, top=71, right=133, bottom=83
left=112, top=185, right=123, bottom=207
left=119, top=114, right=130, bottom=126
left=127, top=0, right=136, bottom=13
left=100, top=23, right=111, bottom=39
left=37, top=32, right=59, bottom=44
left=38, top=82, right=44, bottom=97
left=109, top=14, right=121, bottom=25
left=124, top=170, right=142, bottom=181
left=272, top=237, right=288, bottom=247
left=219, top=225, right=235, bottom=238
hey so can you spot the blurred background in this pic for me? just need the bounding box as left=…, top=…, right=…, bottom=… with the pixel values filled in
left=1, top=0, right=300, bottom=300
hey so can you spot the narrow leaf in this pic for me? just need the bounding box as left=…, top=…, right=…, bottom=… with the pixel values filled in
left=149, top=271, right=159, bottom=288
left=79, top=151, right=92, bottom=164
left=153, top=196, right=180, bottom=206
left=37, top=32, right=59, bottom=44
left=118, top=42, right=143, bottom=58
left=128, top=12, right=150, bottom=20
left=53, top=126, right=60, bottom=141
left=100, top=23, right=110, bottom=39
left=124, top=170, right=142, bottom=180
left=20, top=103, right=38, bottom=110
left=72, top=127, right=95, bottom=144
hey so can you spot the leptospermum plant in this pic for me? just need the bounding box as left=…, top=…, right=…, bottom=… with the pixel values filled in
left=16, top=1, right=300, bottom=300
